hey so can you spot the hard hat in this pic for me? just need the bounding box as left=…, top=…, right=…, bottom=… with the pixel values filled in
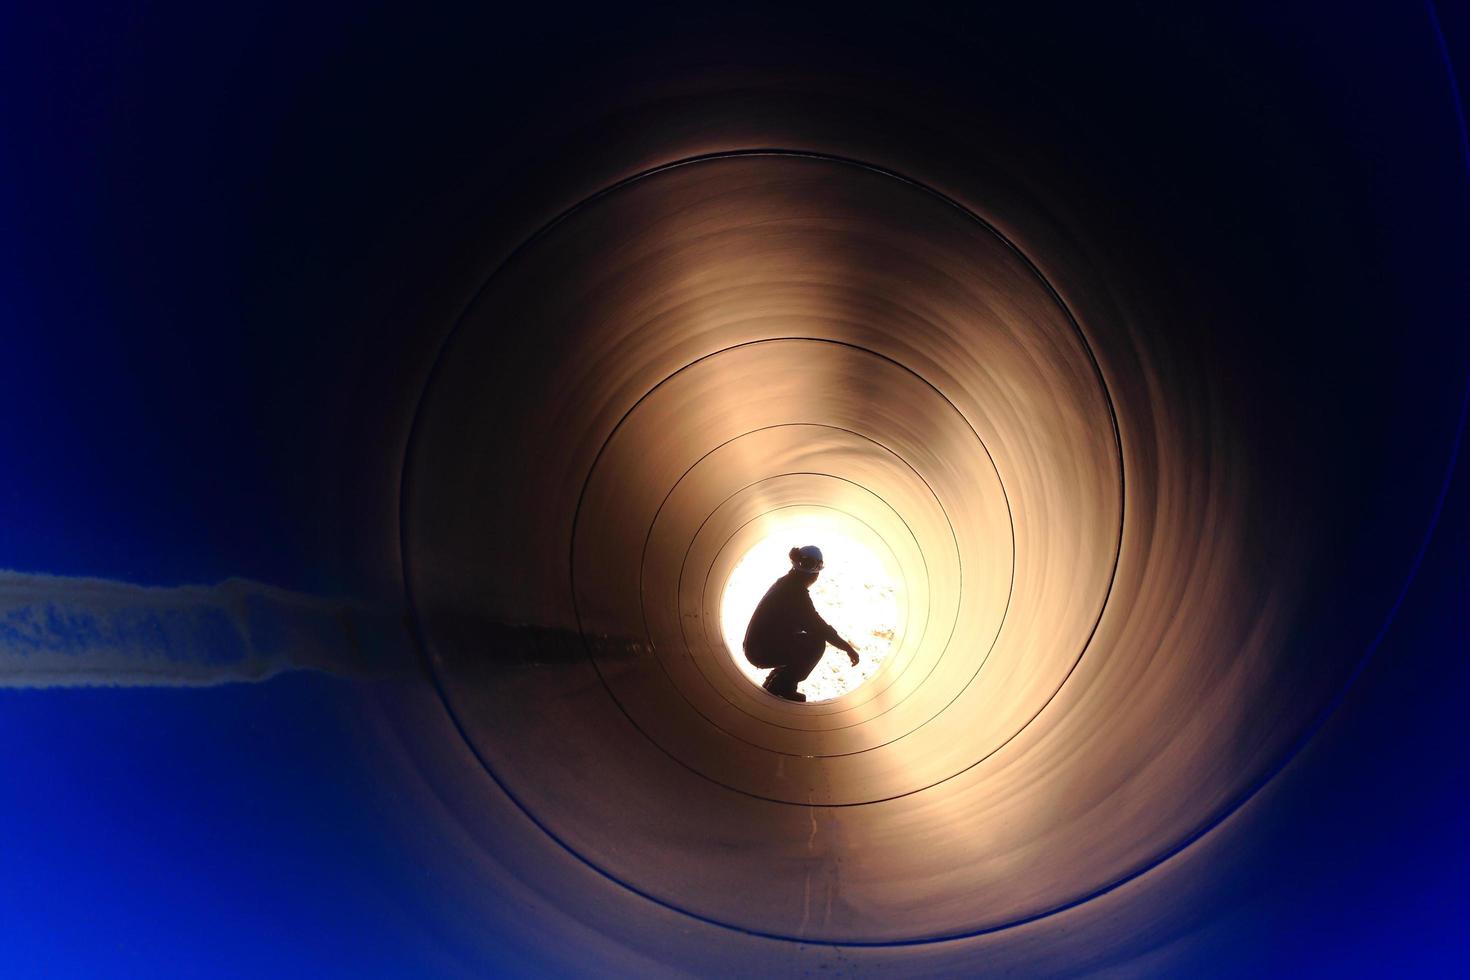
left=789, top=545, right=825, bottom=572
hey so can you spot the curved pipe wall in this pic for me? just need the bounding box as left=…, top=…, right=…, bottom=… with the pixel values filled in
left=399, top=140, right=1456, bottom=944
left=5, top=2, right=1470, bottom=975
left=405, top=153, right=1126, bottom=937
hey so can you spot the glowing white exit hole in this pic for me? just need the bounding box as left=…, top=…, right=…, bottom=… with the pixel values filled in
left=719, top=529, right=900, bottom=703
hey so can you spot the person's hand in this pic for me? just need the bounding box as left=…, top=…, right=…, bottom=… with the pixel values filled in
left=847, top=645, right=860, bottom=667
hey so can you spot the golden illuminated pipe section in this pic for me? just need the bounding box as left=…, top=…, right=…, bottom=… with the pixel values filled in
left=690, top=466, right=931, bottom=712
left=712, top=507, right=907, bottom=703
left=399, top=152, right=1322, bottom=942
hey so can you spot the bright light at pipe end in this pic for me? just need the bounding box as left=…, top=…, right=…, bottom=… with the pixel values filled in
left=720, top=527, right=900, bottom=702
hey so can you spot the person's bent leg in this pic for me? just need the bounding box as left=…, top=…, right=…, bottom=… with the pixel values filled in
left=768, top=633, right=826, bottom=697
left=785, top=632, right=827, bottom=684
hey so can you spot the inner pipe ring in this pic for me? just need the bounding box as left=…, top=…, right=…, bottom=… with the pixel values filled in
left=572, top=338, right=1025, bottom=798
left=630, top=350, right=986, bottom=730
left=643, top=420, right=952, bottom=721
left=401, top=150, right=1128, bottom=940
left=680, top=482, right=924, bottom=724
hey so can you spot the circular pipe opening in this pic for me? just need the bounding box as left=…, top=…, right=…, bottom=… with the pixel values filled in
left=718, top=524, right=902, bottom=703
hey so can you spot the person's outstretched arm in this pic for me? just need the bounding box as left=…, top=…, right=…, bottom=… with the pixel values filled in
left=831, top=630, right=860, bottom=666
left=802, top=594, right=860, bottom=666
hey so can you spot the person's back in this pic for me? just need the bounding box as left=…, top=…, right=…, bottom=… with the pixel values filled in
left=743, top=571, right=818, bottom=654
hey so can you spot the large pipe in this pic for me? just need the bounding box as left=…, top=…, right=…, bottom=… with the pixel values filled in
left=5, top=2, right=1469, bottom=974
left=399, top=139, right=1459, bottom=943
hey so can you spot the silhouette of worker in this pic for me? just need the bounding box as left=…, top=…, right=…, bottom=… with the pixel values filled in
left=742, top=545, right=860, bottom=702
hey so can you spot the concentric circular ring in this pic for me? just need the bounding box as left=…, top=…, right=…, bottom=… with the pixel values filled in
left=401, top=150, right=1134, bottom=941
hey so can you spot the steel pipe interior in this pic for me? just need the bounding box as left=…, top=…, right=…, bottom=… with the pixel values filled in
left=6, top=3, right=1469, bottom=974
left=399, top=146, right=1454, bottom=941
